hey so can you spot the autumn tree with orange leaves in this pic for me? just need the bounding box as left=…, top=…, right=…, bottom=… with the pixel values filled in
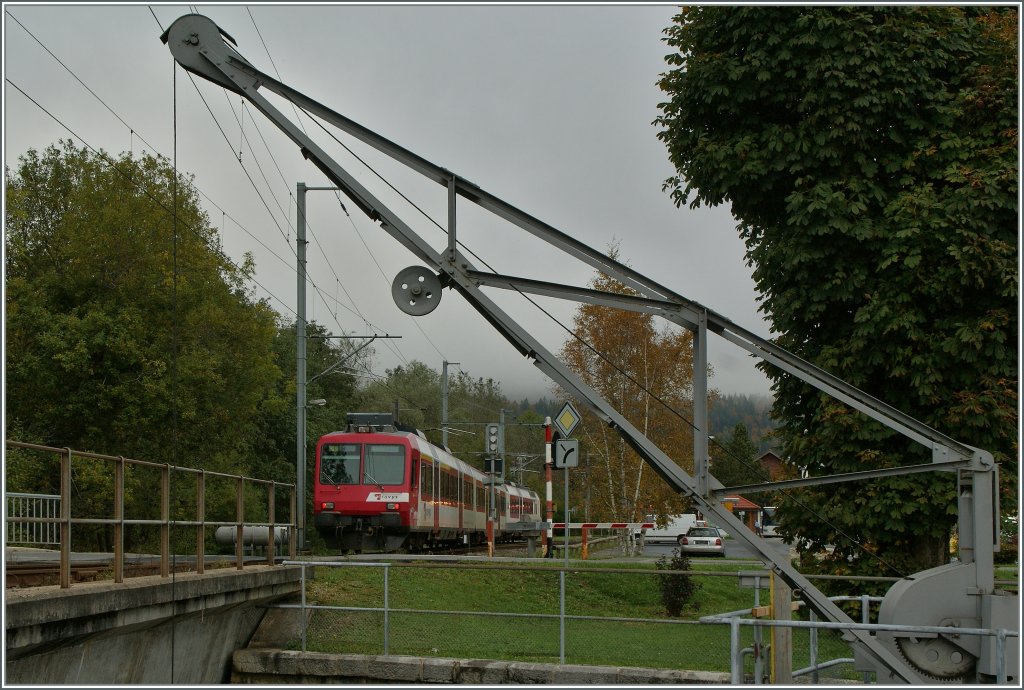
left=558, top=250, right=704, bottom=524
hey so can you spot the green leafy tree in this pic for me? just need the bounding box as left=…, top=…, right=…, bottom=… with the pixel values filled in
left=5, top=141, right=282, bottom=549
left=656, top=7, right=1017, bottom=579
left=355, top=360, right=440, bottom=431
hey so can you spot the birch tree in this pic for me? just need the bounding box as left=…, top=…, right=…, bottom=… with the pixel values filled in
left=559, top=250, right=698, bottom=523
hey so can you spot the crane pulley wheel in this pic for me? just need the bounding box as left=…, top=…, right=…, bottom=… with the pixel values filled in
left=392, top=266, right=442, bottom=316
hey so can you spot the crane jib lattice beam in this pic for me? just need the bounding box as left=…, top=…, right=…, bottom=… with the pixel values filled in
left=161, top=15, right=1012, bottom=683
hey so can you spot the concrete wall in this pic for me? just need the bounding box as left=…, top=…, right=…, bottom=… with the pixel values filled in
left=5, top=565, right=301, bottom=684
left=230, top=649, right=732, bottom=684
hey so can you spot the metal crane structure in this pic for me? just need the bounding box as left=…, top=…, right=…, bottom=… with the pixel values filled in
left=162, top=15, right=1017, bottom=684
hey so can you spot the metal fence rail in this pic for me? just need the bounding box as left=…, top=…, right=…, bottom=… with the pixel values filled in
left=6, top=492, right=60, bottom=545
left=274, top=560, right=823, bottom=681
left=5, top=440, right=297, bottom=588
left=272, top=559, right=1018, bottom=683
left=706, top=614, right=1019, bottom=685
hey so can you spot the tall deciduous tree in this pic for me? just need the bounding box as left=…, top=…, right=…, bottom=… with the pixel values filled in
left=655, top=7, right=1017, bottom=578
left=559, top=249, right=697, bottom=523
left=5, top=141, right=282, bottom=547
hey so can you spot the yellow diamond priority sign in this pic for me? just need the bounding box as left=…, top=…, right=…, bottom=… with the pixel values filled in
left=554, top=401, right=581, bottom=438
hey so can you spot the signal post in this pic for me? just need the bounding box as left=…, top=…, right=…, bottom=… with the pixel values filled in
left=544, top=417, right=553, bottom=557
left=486, top=422, right=500, bottom=557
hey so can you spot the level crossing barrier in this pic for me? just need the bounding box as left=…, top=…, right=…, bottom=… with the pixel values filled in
left=4, top=440, right=297, bottom=588
left=549, top=522, right=653, bottom=559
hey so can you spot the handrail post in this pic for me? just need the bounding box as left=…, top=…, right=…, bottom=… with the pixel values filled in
left=300, top=564, right=308, bottom=651
left=196, top=471, right=206, bottom=575
left=997, top=628, right=1007, bottom=684
left=114, top=457, right=125, bottom=583
left=383, top=564, right=390, bottom=655
left=60, top=448, right=72, bottom=589
left=730, top=618, right=743, bottom=684
left=753, top=574, right=764, bottom=684
left=809, top=610, right=819, bottom=684
left=289, top=486, right=297, bottom=560
left=861, top=594, right=872, bottom=683
left=267, top=481, right=276, bottom=566
left=160, top=464, right=170, bottom=577
left=236, top=475, right=245, bottom=570
left=559, top=569, right=566, bottom=664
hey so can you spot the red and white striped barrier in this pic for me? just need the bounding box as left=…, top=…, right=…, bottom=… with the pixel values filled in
left=549, top=523, right=654, bottom=559
left=550, top=522, right=654, bottom=530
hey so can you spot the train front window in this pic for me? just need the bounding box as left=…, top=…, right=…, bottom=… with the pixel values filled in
left=364, top=444, right=406, bottom=485
left=321, top=443, right=359, bottom=485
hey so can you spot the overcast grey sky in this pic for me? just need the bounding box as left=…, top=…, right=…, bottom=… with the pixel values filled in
left=4, top=2, right=774, bottom=401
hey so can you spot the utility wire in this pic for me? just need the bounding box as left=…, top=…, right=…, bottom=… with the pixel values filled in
left=5, top=78, right=296, bottom=320
left=238, top=8, right=416, bottom=367
left=182, top=69, right=293, bottom=251
left=151, top=8, right=363, bottom=342
left=246, top=6, right=310, bottom=136
left=6, top=10, right=164, bottom=161
left=221, top=91, right=296, bottom=242
left=8, top=8, right=301, bottom=319
left=17, top=6, right=296, bottom=284
left=294, top=91, right=906, bottom=578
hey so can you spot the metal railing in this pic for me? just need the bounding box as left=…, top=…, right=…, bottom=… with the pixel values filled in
left=6, top=492, right=61, bottom=545
left=273, top=558, right=1017, bottom=683
left=705, top=613, right=1019, bottom=685
left=282, top=559, right=718, bottom=666
left=4, top=440, right=297, bottom=588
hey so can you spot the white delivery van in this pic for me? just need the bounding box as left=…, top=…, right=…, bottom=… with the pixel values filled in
left=640, top=514, right=704, bottom=544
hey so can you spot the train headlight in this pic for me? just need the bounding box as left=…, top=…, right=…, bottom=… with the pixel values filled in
left=321, top=502, right=334, bottom=510
left=386, top=502, right=398, bottom=510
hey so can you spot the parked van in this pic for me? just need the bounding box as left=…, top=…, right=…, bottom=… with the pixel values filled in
left=638, top=514, right=705, bottom=544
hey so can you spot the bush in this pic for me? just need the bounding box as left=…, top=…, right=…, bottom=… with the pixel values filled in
left=655, top=548, right=701, bottom=617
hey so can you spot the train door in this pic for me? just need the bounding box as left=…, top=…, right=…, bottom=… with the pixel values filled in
left=432, top=461, right=440, bottom=531
left=419, top=456, right=434, bottom=528
left=458, top=473, right=466, bottom=531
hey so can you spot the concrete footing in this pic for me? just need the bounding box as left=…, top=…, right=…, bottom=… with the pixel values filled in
left=231, top=649, right=732, bottom=684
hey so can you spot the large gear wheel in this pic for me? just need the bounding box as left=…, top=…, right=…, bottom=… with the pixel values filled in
left=895, top=636, right=975, bottom=681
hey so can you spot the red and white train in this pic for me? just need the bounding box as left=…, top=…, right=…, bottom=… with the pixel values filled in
left=313, top=413, right=542, bottom=553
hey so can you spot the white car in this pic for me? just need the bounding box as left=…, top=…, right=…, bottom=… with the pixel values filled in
left=678, top=526, right=726, bottom=557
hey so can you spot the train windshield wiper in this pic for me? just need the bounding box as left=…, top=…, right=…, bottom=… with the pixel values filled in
left=363, top=470, right=385, bottom=492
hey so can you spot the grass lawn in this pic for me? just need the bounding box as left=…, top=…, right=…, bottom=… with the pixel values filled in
left=300, top=559, right=859, bottom=678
